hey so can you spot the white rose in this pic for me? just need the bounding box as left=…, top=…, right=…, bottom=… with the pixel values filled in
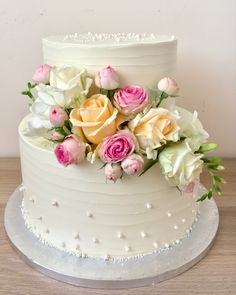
left=159, top=141, right=203, bottom=187
left=30, top=84, right=68, bottom=129
left=50, top=66, right=93, bottom=107
left=178, top=107, right=209, bottom=151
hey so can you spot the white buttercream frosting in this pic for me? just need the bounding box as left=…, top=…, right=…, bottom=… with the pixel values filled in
left=19, top=115, right=199, bottom=259
left=43, top=33, right=177, bottom=88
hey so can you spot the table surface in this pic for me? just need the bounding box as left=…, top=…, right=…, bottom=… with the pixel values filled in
left=0, top=158, right=235, bottom=295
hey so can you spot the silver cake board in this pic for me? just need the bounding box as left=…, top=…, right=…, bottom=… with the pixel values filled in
left=4, top=186, right=219, bottom=289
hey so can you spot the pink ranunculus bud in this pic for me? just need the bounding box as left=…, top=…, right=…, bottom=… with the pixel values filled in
left=95, top=66, right=120, bottom=90
left=32, top=64, right=52, bottom=84
left=180, top=182, right=195, bottom=193
left=121, top=154, right=144, bottom=175
left=48, top=130, right=65, bottom=141
left=104, top=163, right=122, bottom=182
left=114, top=86, right=148, bottom=116
left=54, top=135, right=86, bottom=167
left=49, top=107, right=69, bottom=127
left=157, top=77, right=179, bottom=97
left=100, top=130, right=136, bottom=163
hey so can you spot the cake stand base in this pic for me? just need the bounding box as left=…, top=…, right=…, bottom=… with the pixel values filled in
left=4, top=186, right=219, bottom=289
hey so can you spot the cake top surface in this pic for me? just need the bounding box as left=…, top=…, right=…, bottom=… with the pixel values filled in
left=43, top=33, right=177, bottom=47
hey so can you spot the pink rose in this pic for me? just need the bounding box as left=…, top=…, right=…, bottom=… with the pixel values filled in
left=55, top=135, right=86, bottom=167
left=157, top=77, right=179, bottom=97
left=121, top=154, right=144, bottom=175
left=48, top=130, right=65, bottom=141
left=49, top=107, right=69, bottom=127
left=32, top=64, right=52, bottom=84
left=100, top=130, right=136, bottom=163
left=95, top=66, right=120, bottom=90
left=114, top=86, right=148, bottom=116
left=104, top=163, right=122, bottom=182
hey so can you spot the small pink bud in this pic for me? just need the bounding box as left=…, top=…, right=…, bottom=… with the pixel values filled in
left=95, top=66, right=120, bottom=90
left=32, top=64, right=51, bottom=84
left=48, top=130, right=65, bottom=141
left=121, top=154, right=144, bottom=175
left=157, top=77, right=179, bottom=96
left=55, top=135, right=86, bottom=167
left=104, top=163, right=122, bottom=182
left=49, top=107, right=69, bottom=127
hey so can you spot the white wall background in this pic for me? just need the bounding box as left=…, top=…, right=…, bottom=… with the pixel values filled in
left=0, top=0, right=235, bottom=157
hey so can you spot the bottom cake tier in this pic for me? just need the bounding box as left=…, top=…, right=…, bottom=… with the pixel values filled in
left=19, top=115, right=200, bottom=259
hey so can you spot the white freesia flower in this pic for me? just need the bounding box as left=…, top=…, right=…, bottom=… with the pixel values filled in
left=178, top=107, right=209, bottom=152
left=50, top=66, right=93, bottom=106
left=30, top=84, right=69, bottom=129
left=159, top=141, right=204, bottom=187
left=29, top=66, right=93, bottom=130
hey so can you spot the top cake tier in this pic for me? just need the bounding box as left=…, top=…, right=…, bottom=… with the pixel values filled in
left=43, top=33, right=177, bottom=88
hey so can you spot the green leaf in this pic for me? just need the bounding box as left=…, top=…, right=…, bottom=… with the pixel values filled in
left=202, top=157, right=221, bottom=164
left=157, top=89, right=168, bottom=99
left=213, top=175, right=226, bottom=184
left=197, top=192, right=208, bottom=202
left=55, top=127, right=67, bottom=136
left=198, top=143, right=218, bottom=153
left=139, top=159, right=158, bottom=176
left=208, top=165, right=225, bottom=171
left=100, top=89, right=108, bottom=96
left=213, top=183, right=222, bottom=195
left=62, top=126, right=71, bottom=135
left=207, top=190, right=213, bottom=199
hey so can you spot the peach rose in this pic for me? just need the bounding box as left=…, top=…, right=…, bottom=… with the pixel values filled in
left=70, top=94, right=118, bottom=144
left=129, top=108, right=180, bottom=158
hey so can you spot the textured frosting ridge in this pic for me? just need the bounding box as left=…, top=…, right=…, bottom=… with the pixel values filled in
left=20, top=115, right=199, bottom=259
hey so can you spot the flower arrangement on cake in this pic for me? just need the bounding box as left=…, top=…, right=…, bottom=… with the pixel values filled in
left=22, top=65, right=225, bottom=201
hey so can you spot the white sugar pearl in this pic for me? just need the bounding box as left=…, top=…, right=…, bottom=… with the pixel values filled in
left=140, top=231, right=147, bottom=238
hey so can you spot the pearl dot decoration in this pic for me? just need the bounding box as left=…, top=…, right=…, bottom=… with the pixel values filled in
left=175, top=239, right=180, bottom=244
left=174, top=225, right=179, bottom=230
left=153, top=242, right=158, bottom=249
left=167, top=212, right=172, bottom=217
left=52, top=200, right=59, bottom=207
left=29, top=196, right=35, bottom=203
left=164, top=243, right=170, bottom=248
left=146, top=202, right=153, bottom=209
left=73, top=233, right=80, bottom=239
left=125, top=246, right=131, bottom=252
left=182, top=218, right=186, bottom=223
left=140, top=231, right=147, bottom=238
left=62, top=32, right=165, bottom=44
left=92, top=237, right=99, bottom=244
left=86, top=211, right=93, bottom=218
left=19, top=185, right=26, bottom=192
left=117, top=232, right=125, bottom=239
left=104, top=254, right=110, bottom=260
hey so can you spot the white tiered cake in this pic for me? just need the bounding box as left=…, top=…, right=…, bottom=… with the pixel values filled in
left=19, top=33, right=200, bottom=259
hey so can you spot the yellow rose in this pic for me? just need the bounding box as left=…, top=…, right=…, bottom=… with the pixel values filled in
left=70, top=94, right=118, bottom=144
left=129, top=108, right=180, bottom=158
